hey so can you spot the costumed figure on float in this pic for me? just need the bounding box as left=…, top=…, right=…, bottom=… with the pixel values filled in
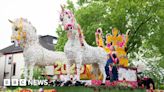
left=95, top=28, right=130, bottom=81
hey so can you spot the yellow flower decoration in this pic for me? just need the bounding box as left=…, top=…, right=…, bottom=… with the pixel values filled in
left=95, top=28, right=129, bottom=67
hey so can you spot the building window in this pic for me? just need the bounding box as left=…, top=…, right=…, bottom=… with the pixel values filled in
left=53, top=39, right=57, bottom=44
left=8, top=56, right=12, bottom=64
left=13, top=63, right=16, bottom=76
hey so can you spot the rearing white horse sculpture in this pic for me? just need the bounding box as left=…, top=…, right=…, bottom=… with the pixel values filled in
left=60, top=6, right=108, bottom=83
left=9, top=18, right=70, bottom=80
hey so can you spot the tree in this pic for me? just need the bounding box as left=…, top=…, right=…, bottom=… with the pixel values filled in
left=55, top=25, right=67, bottom=51
left=129, top=40, right=164, bottom=87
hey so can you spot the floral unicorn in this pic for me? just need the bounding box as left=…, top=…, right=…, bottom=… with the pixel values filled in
left=9, top=18, right=70, bottom=80
left=60, top=6, right=108, bottom=83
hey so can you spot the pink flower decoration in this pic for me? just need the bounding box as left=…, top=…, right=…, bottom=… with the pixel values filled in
left=91, top=80, right=102, bottom=86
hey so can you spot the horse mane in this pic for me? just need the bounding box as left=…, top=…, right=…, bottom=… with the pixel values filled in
left=21, top=18, right=37, bottom=36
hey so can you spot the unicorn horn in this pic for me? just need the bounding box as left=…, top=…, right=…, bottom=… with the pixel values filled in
left=60, top=5, right=64, bottom=12
left=8, top=19, right=14, bottom=24
left=19, top=18, right=23, bottom=31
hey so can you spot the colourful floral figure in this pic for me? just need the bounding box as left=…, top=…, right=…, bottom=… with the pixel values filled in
left=95, top=28, right=104, bottom=47
left=95, top=28, right=129, bottom=67
left=105, top=33, right=112, bottom=53
left=111, top=28, right=119, bottom=46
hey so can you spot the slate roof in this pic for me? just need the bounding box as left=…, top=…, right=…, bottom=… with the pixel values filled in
left=0, top=35, right=57, bottom=54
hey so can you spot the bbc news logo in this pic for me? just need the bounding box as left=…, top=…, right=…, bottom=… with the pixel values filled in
left=4, top=79, right=49, bottom=86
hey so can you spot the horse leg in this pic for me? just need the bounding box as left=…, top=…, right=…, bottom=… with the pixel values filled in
left=29, top=63, right=35, bottom=80
left=92, top=63, right=99, bottom=79
left=76, top=58, right=82, bottom=81
left=24, top=63, right=28, bottom=80
left=98, top=63, right=106, bottom=83
left=66, top=61, right=71, bottom=81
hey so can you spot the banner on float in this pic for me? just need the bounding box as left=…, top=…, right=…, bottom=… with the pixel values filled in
left=51, top=61, right=137, bottom=81
left=51, top=61, right=102, bottom=80
left=118, top=67, right=137, bottom=81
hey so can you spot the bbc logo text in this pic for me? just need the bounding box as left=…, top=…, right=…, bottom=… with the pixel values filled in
left=3, top=79, right=49, bottom=86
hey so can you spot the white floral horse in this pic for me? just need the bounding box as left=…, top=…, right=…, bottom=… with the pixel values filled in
left=9, top=18, right=70, bottom=80
left=60, top=6, right=108, bottom=83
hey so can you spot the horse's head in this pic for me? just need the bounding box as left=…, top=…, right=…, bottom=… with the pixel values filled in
left=60, top=5, right=75, bottom=31
left=9, top=18, right=36, bottom=47
left=60, top=5, right=84, bottom=46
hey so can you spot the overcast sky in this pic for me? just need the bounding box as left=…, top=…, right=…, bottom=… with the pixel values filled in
left=0, top=0, right=70, bottom=49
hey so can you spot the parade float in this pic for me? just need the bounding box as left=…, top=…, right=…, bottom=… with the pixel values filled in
left=57, top=6, right=155, bottom=89
left=4, top=6, right=157, bottom=92
left=59, top=5, right=138, bottom=87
